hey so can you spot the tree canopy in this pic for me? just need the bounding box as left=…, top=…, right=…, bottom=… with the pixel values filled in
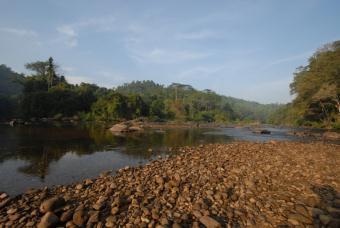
left=1, top=57, right=283, bottom=123
left=270, top=40, right=340, bottom=128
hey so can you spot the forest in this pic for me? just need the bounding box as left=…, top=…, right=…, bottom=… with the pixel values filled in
left=0, top=58, right=280, bottom=124
left=269, top=40, right=340, bottom=129
left=0, top=40, right=339, bottom=128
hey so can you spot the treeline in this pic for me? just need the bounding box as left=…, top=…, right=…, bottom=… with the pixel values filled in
left=269, top=40, right=340, bottom=129
left=0, top=58, right=281, bottom=123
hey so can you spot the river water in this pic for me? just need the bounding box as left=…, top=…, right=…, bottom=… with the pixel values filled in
left=0, top=125, right=332, bottom=196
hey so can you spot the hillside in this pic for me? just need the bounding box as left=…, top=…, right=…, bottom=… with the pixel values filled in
left=0, top=61, right=282, bottom=123
left=116, top=80, right=282, bottom=122
left=0, top=64, right=24, bottom=97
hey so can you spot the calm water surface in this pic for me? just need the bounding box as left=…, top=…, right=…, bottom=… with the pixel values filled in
left=0, top=125, right=329, bottom=196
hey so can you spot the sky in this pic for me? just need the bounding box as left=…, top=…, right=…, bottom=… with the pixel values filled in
left=0, top=0, right=339, bottom=104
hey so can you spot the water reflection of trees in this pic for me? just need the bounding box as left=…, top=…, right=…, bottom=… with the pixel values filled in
left=0, top=126, right=231, bottom=179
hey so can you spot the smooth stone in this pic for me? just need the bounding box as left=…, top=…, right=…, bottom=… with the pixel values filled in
left=88, top=211, right=99, bottom=223
left=73, top=209, right=88, bottom=226
left=111, top=207, right=119, bottom=215
left=37, top=212, right=59, bottom=228
left=40, top=197, right=66, bottom=213
left=199, top=216, right=221, bottom=228
left=60, top=209, right=73, bottom=222
left=288, top=213, right=311, bottom=224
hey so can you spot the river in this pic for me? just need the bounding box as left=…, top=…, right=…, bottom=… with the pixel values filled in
left=0, top=124, right=332, bottom=196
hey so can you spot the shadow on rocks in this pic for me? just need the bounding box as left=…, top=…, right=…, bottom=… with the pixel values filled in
left=311, top=185, right=340, bottom=227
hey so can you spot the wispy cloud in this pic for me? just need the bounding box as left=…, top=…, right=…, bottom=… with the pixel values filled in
left=56, top=16, right=116, bottom=47
left=128, top=48, right=212, bottom=64
left=265, top=51, right=313, bottom=68
left=0, top=27, right=37, bottom=37
left=175, top=30, right=220, bottom=40
left=56, top=25, right=78, bottom=47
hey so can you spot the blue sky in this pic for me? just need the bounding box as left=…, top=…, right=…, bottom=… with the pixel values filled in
left=0, top=0, right=339, bottom=103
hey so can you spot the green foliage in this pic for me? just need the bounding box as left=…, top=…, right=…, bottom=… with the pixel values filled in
left=0, top=64, right=24, bottom=96
left=1, top=58, right=282, bottom=123
left=116, top=81, right=280, bottom=123
left=272, top=40, right=340, bottom=128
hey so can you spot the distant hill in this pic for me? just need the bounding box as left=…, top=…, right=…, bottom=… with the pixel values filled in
left=116, top=80, right=283, bottom=122
left=0, top=64, right=24, bottom=96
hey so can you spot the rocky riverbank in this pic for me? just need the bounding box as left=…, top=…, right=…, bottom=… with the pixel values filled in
left=0, top=142, right=340, bottom=227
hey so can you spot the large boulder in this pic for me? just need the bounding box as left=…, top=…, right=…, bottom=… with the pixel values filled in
left=109, top=120, right=144, bottom=133
left=110, top=123, right=130, bottom=132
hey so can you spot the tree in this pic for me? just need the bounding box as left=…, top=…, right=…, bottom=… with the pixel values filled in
left=47, top=57, right=57, bottom=89
left=25, top=61, right=49, bottom=78
left=289, top=40, right=340, bottom=127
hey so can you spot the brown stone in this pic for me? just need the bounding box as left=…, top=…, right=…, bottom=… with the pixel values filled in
left=37, top=212, right=59, bottom=228
left=199, top=216, right=221, bottom=228
left=40, top=197, right=65, bottom=213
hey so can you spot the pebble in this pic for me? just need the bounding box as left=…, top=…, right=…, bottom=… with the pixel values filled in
left=0, top=142, right=339, bottom=227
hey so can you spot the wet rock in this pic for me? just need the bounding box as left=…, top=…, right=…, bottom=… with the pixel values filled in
left=37, top=212, right=59, bottom=228
left=39, top=196, right=65, bottom=213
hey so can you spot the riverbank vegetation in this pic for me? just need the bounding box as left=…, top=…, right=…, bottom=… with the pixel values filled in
left=0, top=59, right=280, bottom=124
left=0, top=40, right=339, bottom=128
left=269, top=40, right=340, bottom=129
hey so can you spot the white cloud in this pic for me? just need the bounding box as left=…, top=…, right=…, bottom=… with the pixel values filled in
left=56, top=25, right=78, bottom=47
left=0, top=27, right=37, bottom=37
left=56, top=16, right=116, bottom=47
left=57, top=25, right=77, bottom=37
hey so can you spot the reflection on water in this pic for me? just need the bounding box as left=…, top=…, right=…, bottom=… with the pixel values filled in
left=0, top=125, right=333, bottom=196
left=0, top=125, right=233, bottom=196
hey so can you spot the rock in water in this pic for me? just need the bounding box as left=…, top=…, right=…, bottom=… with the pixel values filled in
left=39, top=197, right=65, bottom=213
left=110, top=123, right=130, bottom=132
left=199, top=216, right=221, bottom=228
left=37, top=212, right=59, bottom=228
